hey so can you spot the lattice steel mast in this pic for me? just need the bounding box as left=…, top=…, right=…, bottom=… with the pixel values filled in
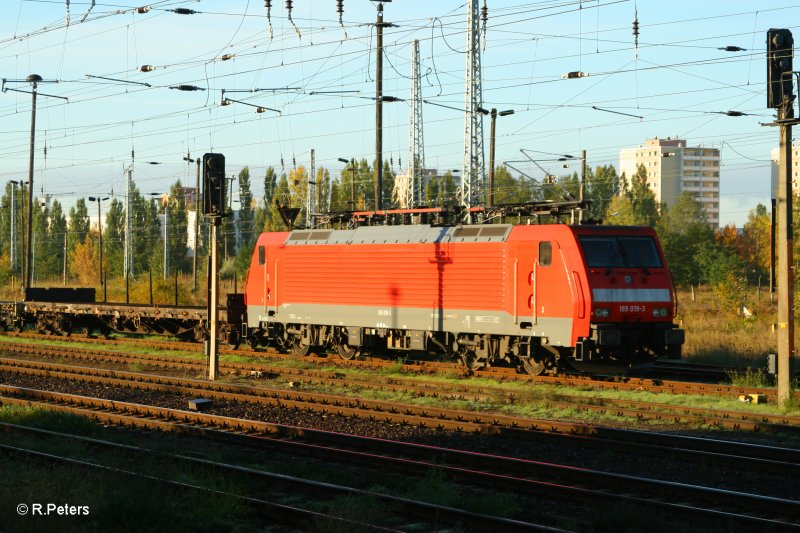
left=306, top=148, right=316, bottom=227
left=460, top=0, right=485, bottom=219
left=407, top=39, right=425, bottom=208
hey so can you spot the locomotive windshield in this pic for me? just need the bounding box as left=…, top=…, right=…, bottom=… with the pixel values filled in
left=579, top=235, right=663, bottom=269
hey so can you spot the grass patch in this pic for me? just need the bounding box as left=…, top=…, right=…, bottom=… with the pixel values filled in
left=0, top=405, right=98, bottom=435
left=0, top=333, right=203, bottom=360
left=726, top=367, right=772, bottom=387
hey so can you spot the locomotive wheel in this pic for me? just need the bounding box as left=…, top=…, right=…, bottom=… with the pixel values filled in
left=287, top=335, right=311, bottom=356
left=248, top=333, right=262, bottom=350
left=226, top=330, right=241, bottom=350
left=459, top=351, right=483, bottom=372
left=519, top=356, right=546, bottom=376
left=336, top=342, right=360, bottom=360
left=13, top=321, right=24, bottom=333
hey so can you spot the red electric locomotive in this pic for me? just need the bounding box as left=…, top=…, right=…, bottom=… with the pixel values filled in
left=243, top=223, right=684, bottom=374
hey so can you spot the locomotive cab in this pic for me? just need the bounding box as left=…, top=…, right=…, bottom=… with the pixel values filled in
left=572, top=227, right=684, bottom=370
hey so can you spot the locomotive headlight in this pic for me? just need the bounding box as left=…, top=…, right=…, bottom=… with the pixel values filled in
left=594, top=307, right=610, bottom=318
left=652, top=308, right=668, bottom=317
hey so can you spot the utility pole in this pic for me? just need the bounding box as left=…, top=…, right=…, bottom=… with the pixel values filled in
left=88, top=196, right=108, bottom=287
left=579, top=149, right=587, bottom=223
left=62, top=233, right=67, bottom=285
left=163, top=199, right=169, bottom=279
left=194, top=158, right=200, bottom=292
left=461, top=0, right=485, bottom=221
left=24, top=75, right=41, bottom=292
left=374, top=2, right=388, bottom=211
left=765, top=28, right=796, bottom=406
left=10, top=181, right=17, bottom=276
left=124, top=165, right=134, bottom=281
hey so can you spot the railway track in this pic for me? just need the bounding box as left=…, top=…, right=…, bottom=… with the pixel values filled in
left=0, top=334, right=789, bottom=402
left=2, top=355, right=800, bottom=474
left=1, top=422, right=546, bottom=532
left=1, top=355, right=799, bottom=437
left=1, top=384, right=797, bottom=529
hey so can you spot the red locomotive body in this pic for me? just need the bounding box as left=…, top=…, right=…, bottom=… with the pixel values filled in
left=244, top=224, right=683, bottom=373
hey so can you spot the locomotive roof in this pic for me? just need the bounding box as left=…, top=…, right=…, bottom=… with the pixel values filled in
left=286, top=224, right=513, bottom=245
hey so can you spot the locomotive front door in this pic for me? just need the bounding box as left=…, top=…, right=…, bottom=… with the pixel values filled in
left=532, top=241, right=552, bottom=326
left=257, top=245, right=268, bottom=312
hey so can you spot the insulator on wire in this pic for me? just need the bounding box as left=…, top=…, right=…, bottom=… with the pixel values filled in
left=336, top=0, right=347, bottom=40
left=632, top=8, right=639, bottom=61
left=66, top=0, right=71, bottom=27
left=264, top=0, right=273, bottom=40
left=80, top=0, right=96, bottom=23
left=286, top=0, right=301, bottom=39
left=481, top=1, right=488, bottom=51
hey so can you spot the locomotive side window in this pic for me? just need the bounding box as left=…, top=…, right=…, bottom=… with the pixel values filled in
left=539, top=242, right=552, bottom=266
left=258, top=246, right=266, bottom=265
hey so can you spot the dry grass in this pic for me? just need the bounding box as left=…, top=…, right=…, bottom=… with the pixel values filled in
left=677, top=285, right=779, bottom=367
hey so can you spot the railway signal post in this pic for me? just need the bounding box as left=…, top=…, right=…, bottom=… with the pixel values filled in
left=765, top=29, right=797, bottom=405
left=203, top=152, right=226, bottom=380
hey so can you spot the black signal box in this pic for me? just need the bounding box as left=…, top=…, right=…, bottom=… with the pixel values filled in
left=203, top=153, right=226, bottom=216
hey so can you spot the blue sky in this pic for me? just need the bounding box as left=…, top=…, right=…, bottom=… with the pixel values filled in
left=0, top=0, right=797, bottom=226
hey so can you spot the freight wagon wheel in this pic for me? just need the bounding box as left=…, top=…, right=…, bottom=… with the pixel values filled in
left=336, top=343, right=360, bottom=361
left=519, top=356, right=546, bottom=376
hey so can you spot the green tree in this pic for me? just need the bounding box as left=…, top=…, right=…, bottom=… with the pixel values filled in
left=0, top=182, right=26, bottom=277
left=166, top=181, right=189, bottom=274
left=492, top=166, right=533, bottom=204
left=68, top=198, right=90, bottom=264
left=237, top=167, right=254, bottom=248
left=103, top=198, right=125, bottom=277
left=48, top=200, right=68, bottom=280
left=739, top=204, right=770, bottom=279
left=317, top=167, right=331, bottom=215
left=629, top=164, right=659, bottom=226
left=604, top=165, right=658, bottom=227
left=656, top=192, right=714, bottom=286
left=587, top=164, right=620, bottom=221
left=266, top=174, right=293, bottom=231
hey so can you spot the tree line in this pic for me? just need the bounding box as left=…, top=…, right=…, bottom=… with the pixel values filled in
left=0, top=162, right=774, bottom=299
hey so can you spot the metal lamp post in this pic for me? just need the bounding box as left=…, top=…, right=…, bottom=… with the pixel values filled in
left=338, top=158, right=356, bottom=210
left=24, top=75, right=42, bottom=291
left=477, top=107, right=514, bottom=207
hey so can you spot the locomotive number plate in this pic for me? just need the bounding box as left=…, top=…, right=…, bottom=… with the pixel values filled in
left=619, top=305, right=646, bottom=313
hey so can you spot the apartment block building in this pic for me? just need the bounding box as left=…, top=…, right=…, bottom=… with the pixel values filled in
left=770, top=144, right=800, bottom=196
left=619, top=137, right=720, bottom=226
